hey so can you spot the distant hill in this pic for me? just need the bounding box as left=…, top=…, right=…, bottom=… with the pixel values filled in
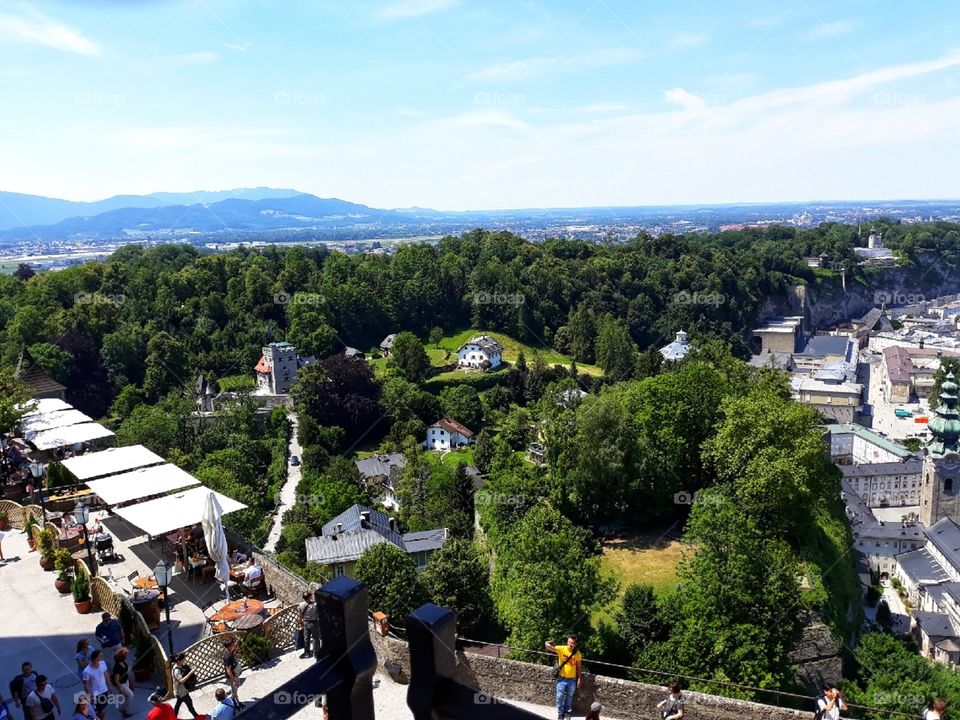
left=0, top=187, right=301, bottom=231
left=0, top=193, right=423, bottom=241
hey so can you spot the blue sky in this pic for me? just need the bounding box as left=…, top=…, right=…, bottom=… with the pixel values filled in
left=1, top=0, right=959, bottom=209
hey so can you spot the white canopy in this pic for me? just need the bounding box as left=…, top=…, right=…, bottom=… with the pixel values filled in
left=30, top=422, right=115, bottom=451
left=113, top=486, right=247, bottom=537
left=19, top=398, right=71, bottom=417
left=85, top=463, right=200, bottom=506
left=22, top=409, right=94, bottom=435
left=62, top=445, right=165, bottom=481
left=202, top=491, right=231, bottom=601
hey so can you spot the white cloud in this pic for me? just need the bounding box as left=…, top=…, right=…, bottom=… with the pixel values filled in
left=0, top=2, right=100, bottom=56
left=468, top=47, right=642, bottom=82
left=669, top=33, right=710, bottom=49
left=223, top=42, right=251, bottom=53
left=806, top=20, right=857, bottom=40
left=378, top=0, right=459, bottom=20
left=664, top=88, right=706, bottom=112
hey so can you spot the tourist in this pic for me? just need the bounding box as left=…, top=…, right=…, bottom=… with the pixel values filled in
left=1, top=692, right=12, bottom=720
left=145, top=689, right=174, bottom=720
left=9, top=661, right=39, bottom=720
left=70, top=697, right=95, bottom=720
left=816, top=687, right=846, bottom=720
left=241, top=558, right=262, bottom=591
left=110, top=648, right=134, bottom=719
left=228, top=549, right=247, bottom=565
left=81, top=651, right=110, bottom=720
left=222, top=640, right=242, bottom=710
left=545, top=634, right=581, bottom=720
left=73, top=641, right=90, bottom=681
left=925, top=699, right=948, bottom=720
left=586, top=701, right=603, bottom=720
left=170, top=654, right=199, bottom=719
left=24, top=676, right=59, bottom=720
left=209, top=689, right=236, bottom=720
left=657, top=683, right=684, bottom=720
left=298, top=590, right=320, bottom=658
left=95, top=613, right=125, bottom=653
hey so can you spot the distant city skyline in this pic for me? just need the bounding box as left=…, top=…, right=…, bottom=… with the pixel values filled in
left=1, top=1, right=959, bottom=210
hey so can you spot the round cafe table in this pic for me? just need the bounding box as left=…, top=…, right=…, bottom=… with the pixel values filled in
left=210, top=599, right=265, bottom=622
left=134, top=575, right=158, bottom=589
left=232, top=613, right=265, bottom=631
left=131, top=590, right=161, bottom=630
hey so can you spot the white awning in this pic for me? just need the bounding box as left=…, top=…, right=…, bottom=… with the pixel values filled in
left=113, top=486, right=247, bottom=537
left=21, top=409, right=94, bottom=435
left=85, top=463, right=199, bottom=506
left=29, top=423, right=115, bottom=451
left=62, top=445, right=165, bottom=481
left=18, top=398, right=71, bottom=417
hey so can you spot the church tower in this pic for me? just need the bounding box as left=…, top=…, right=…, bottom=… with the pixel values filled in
left=920, top=372, right=960, bottom=525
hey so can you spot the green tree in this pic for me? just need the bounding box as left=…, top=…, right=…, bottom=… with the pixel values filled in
left=0, top=370, right=34, bottom=434
left=439, top=384, right=483, bottom=430
left=421, top=540, right=493, bottom=636
left=450, top=462, right=475, bottom=539
left=595, top=314, right=637, bottom=381
left=143, top=331, right=188, bottom=400
left=388, top=331, right=431, bottom=383
left=28, top=343, right=73, bottom=384
left=472, top=429, right=495, bottom=474
left=354, top=543, right=427, bottom=622
left=429, top=327, right=444, bottom=347
left=615, top=583, right=667, bottom=660
left=566, top=305, right=596, bottom=363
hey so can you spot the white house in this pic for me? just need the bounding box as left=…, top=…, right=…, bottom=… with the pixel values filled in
left=423, top=418, right=475, bottom=451
left=457, top=335, right=503, bottom=370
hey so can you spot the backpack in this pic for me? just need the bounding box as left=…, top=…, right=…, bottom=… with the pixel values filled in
left=813, top=695, right=827, bottom=720
left=303, top=602, right=319, bottom=623
left=182, top=664, right=197, bottom=692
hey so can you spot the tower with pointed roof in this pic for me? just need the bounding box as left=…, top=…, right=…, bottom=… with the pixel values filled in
left=921, top=372, right=960, bottom=525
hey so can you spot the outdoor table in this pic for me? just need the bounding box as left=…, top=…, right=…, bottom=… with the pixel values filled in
left=232, top=613, right=265, bottom=631
left=229, top=566, right=246, bottom=582
left=134, top=574, right=158, bottom=589
left=210, top=599, right=265, bottom=622
left=131, top=590, right=161, bottom=630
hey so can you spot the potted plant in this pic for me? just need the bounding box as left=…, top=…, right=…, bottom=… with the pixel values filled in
left=0, top=508, right=8, bottom=530
left=132, top=633, right=155, bottom=682
left=54, top=548, right=74, bottom=593
left=24, top=513, right=38, bottom=551
left=238, top=633, right=271, bottom=667
left=37, top=528, right=55, bottom=570
left=71, top=572, right=92, bottom=614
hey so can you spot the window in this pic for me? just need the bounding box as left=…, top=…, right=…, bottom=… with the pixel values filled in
left=947, top=478, right=955, bottom=493
left=335, top=564, right=345, bottom=578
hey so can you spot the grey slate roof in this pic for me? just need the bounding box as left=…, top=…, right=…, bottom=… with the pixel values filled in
left=354, top=453, right=407, bottom=481
left=927, top=517, right=960, bottom=572
left=896, top=548, right=950, bottom=585
left=800, top=335, right=851, bottom=358
left=305, top=503, right=447, bottom=564
left=839, top=459, right=922, bottom=478
left=458, top=335, right=503, bottom=356
left=380, top=334, right=397, bottom=350
left=913, top=611, right=958, bottom=640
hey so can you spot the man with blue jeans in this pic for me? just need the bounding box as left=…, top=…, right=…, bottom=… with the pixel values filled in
left=545, top=634, right=581, bottom=720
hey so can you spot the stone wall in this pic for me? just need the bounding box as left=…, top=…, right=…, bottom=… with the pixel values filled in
left=369, top=629, right=809, bottom=720
left=224, top=527, right=310, bottom=605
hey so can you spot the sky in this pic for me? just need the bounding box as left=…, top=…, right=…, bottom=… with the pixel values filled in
left=1, top=0, right=959, bottom=210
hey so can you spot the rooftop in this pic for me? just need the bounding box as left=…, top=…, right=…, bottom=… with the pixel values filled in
left=800, top=335, right=851, bottom=358
left=753, top=316, right=804, bottom=334
left=825, top=423, right=916, bottom=459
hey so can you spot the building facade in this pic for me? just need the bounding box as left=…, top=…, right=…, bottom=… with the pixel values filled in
left=254, top=342, right=315, bottom=395
left=920, top=373, right=960, bottom=527
left=423, top=418, right=475, bottom=451
left=456, top=335, right=503, bottom=370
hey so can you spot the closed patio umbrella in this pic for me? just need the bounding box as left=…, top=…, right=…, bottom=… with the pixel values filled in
left=202, top=490, right=231, bottom=601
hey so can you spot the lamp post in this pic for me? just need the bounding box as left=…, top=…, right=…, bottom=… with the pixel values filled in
left=154, top=559, right=175, bottom=657
left=28, top=460, right=48, bottom=521
left=73, top=502, right=96, bottom=576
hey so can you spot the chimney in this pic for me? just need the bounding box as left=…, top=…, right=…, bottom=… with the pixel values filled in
left=360, top=511, right=370, bottom=526
left=389, top=517, right=396, bottom=532
left=336, top=523, right=343, bottom=533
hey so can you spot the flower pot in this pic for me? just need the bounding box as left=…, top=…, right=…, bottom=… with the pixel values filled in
left=74, top=599, right=92, bottom=614
left=40, top=557, right=54, bottom=571
left=55, top=578, right=72, bottom=593
left=27, top=538, right=36, bottom=551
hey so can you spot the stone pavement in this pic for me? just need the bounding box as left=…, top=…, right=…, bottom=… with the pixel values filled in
left=1, top=525, right=583, bottom=719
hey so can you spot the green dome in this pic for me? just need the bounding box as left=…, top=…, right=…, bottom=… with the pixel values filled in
left=930, top=372, right=960, bottom=455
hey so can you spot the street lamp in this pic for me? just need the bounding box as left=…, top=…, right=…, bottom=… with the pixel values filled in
left=29, top=460, right=48, bottom=521
left=73, top=502, right=96, bottom=576
left=154, top=559, right=175, bottom=657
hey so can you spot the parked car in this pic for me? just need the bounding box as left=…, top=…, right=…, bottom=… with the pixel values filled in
left=289, top=455, right=301, bottom=466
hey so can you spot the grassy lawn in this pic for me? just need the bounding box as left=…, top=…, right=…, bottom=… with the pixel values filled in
left=600, top=529, right=687, bottom=599
left=438, top=329, right=603, bottom=376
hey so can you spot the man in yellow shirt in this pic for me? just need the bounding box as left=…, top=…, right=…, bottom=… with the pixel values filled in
left=545, top=634, right=582, bottom=720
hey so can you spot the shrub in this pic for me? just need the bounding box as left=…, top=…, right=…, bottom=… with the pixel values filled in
left=37, top=528, right=56, bottom=561
left=55, top=548, right=74, bottom=581
left=238, top=633, right=270, bottom=666
left=71, top=572, right=90, bottom=602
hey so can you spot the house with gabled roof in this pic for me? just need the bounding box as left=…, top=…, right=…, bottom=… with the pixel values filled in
left=304, top=504, right=448, bottom=578
left=422, top=418, right=474, bottom=451
left=15, top=350, right=66, bottom=400
left=457, top=335, right=503, bottom=370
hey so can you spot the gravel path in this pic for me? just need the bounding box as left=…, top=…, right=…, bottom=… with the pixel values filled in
left=264, top=411, right=302, bottom=553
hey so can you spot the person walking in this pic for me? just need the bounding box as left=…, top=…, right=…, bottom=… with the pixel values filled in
left=545, top=634, right=581, bottom=720
left=73, top=641, right=90, bottom=682
left=170, top=655, right=199, bottom=719
left=925, top=700, right=947, bottom=720
left=298, top=591, right=320, bottom=658
left=658, top=683, right=685, bottom=720
left=586, top=701, right=603, bottom=720
left=816, top=687, right=847, bottom=720
left=8, top=661, right=39, bottom=720
left=110, top=648, right=134, bottom=719
left=209, top=689, right=237, bottom=720
left=222, top=640, right=242, bottom=710
left=24, top=676, right=59, bottom=720
left=81, top=651, right=110, bottom=720
left=70, top=697, right=96, bottom=720
left=95, top=614, right=125, bottom=654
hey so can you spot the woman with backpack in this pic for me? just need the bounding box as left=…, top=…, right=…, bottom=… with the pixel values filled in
left=657, top=683, right=685, bottom=720
left=171, top=655, right=199, bottom=719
